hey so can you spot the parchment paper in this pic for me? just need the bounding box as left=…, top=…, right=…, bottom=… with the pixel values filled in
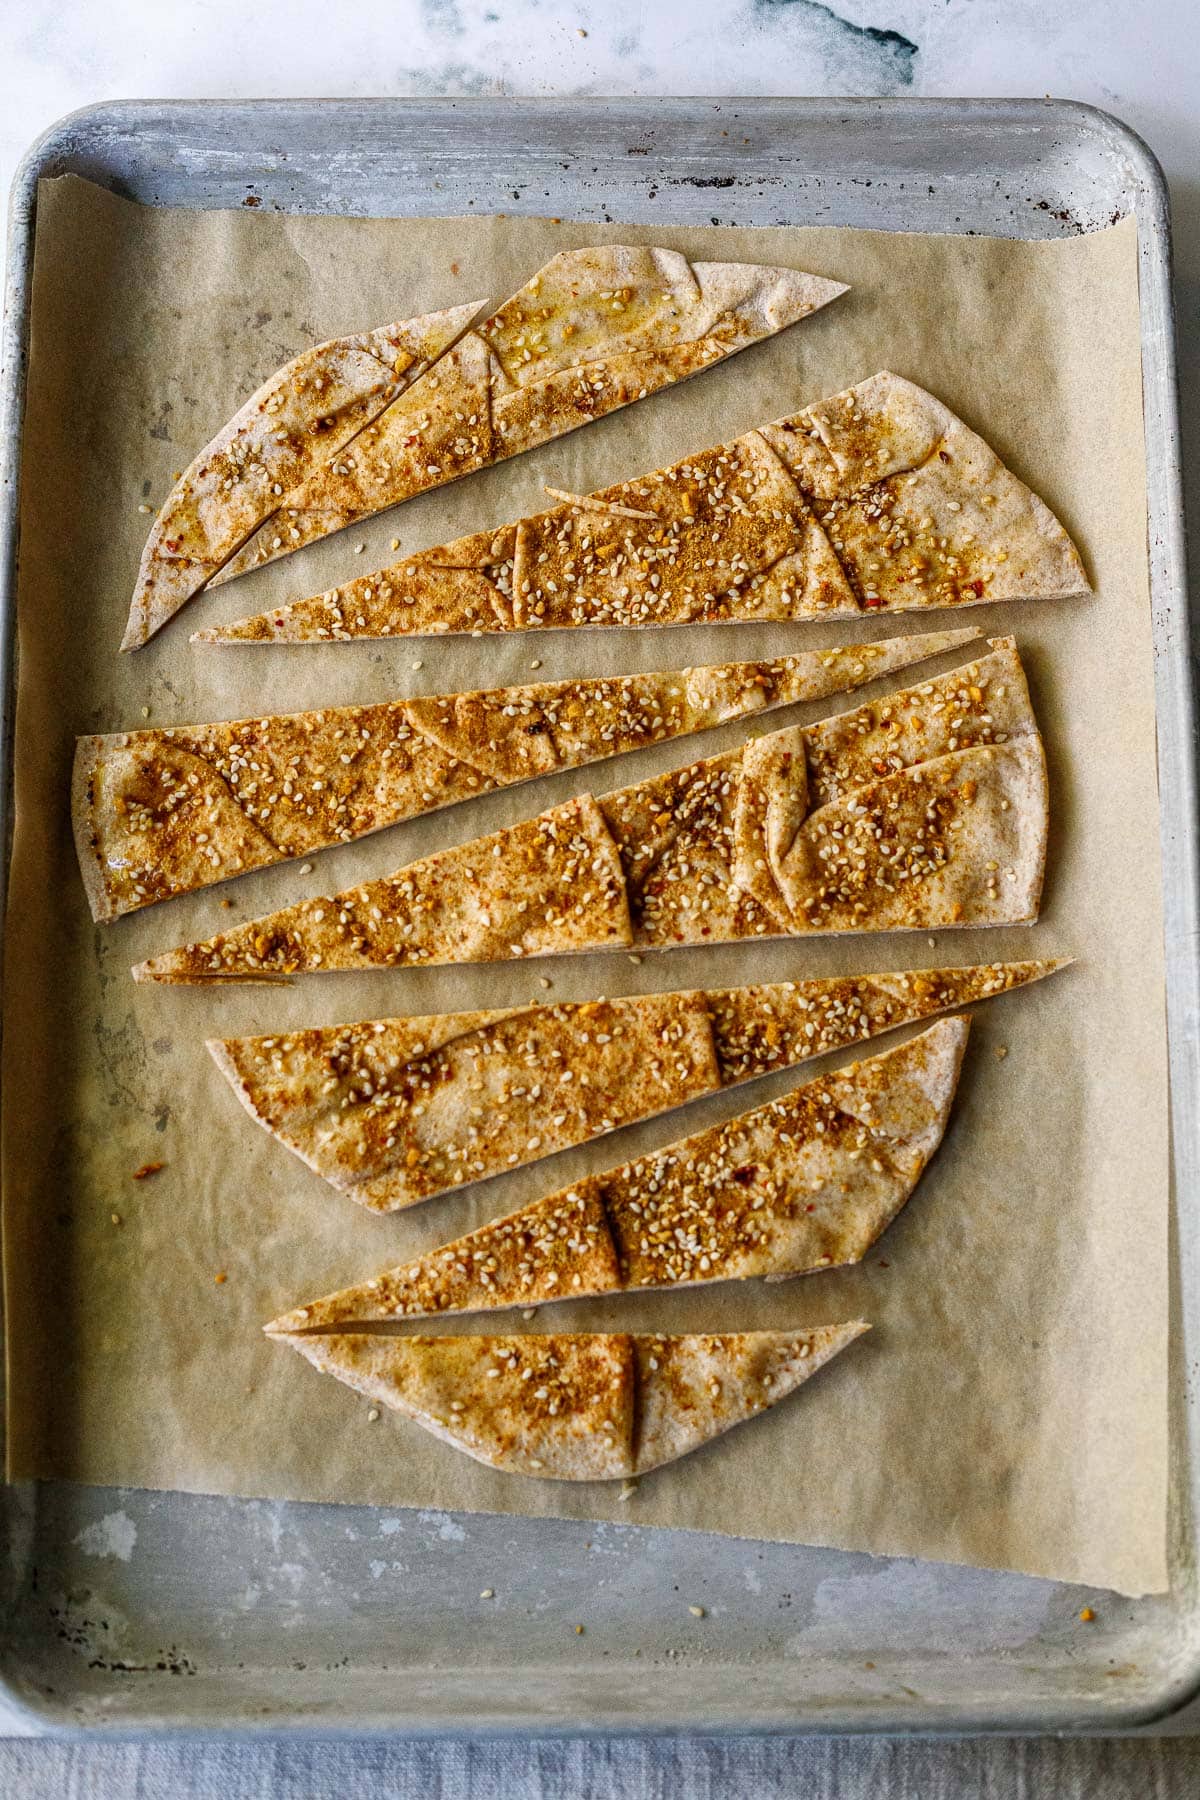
left=2, top=176, right=1167, bottom=1595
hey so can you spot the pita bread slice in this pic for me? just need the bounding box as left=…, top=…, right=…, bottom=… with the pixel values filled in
left=278, top=1329, right=637, bottom=1480
left=121, top=303, right=482, bottom=650
left=632, top=1324, right=868, bottom=1475
left=213, top=988, right=723, bottom=1212
left=135, top=639, right=1045, bottom=984
left=74, top=628, right=978, bottom=923
left=604, top=637, right=1048, bottom=945
left=136, top=791, right=632, bottom=983
left=201, top=370, right=1087, bottom=645
left=273, top=1324, right=867, bottom=1480
left=265, top=1018, right=966, bottom=1330
left=206, top=248, right=846, bottom=585
left=211, top=959, right=1065, bottom=1213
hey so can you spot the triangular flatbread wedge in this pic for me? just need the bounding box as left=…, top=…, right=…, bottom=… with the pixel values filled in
left=121, top=303, right=483, bottom=649
left=137, top=639, right=1047, bottom=984
left=76, top=627, right=977, bottom=922
left=274, top=1323, right=867, bottom=1479
left=266, top=1018, right=966, bottom=1327
left=211, top=958, right=1065, bottom=1212
left=199, top=370, right=1087, bottom=644
left=203, top=248, right=846, bottom=587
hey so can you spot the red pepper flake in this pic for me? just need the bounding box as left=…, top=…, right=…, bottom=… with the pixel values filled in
left=132, top=1161, right=164, bottom=1181
left=214, top=1270, right=228, bottom=1286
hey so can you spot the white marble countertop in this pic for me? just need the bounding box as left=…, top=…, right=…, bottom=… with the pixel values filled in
left=2, top=0, right=1197, bottom=208
left=2, top=0, right=1199, bottom=1786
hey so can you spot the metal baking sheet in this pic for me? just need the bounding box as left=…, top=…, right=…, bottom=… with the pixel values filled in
left=0, top=97, right=1194, bottom=1736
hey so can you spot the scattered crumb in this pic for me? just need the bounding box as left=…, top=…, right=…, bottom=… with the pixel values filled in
left=574, top=1624, right=585, bottom=1635
left=221, top=898, right=233, bottom=909
left=927, top=937, right=937, bottom=949
left=1080, top=1606, right=1095, bottom=1622
left=110, top=1212, right=122, bottom=1227
left=864, top=1660, right=876, bottom=1670
left=995, top=1045, right=1008, bottom=1060
left=412, top=660, right=424, bottom=671
left=522, top=1308, right=537, bottom=1321
left=137, top=503, right=151, bottom=514
left=132, top=1161, right=164, bottom=1181
left=390, top=537, right=401, bottom=551
left=299, top=862, right=314, bottom=875
left=529, top=659, right=542, bottom=669
left=366, top=1407, right=381, bottom=1423
left=214, top=1271, right=228, bottom=1285
left=141, top=706, right=150, bottom=719
left=539, top=977, right=552, bottom=989
left=578, top=25, right=587, bottom=35
left=353, top=542, right=366, bottom=555
left=628, top=954, right=643, bottom=966
left=480, top=1588, right=495, bottom=1600
left=619, top=1481, right=638, bottom=1502
left=688, top=1605, right=705, bottom=1619
left=449, top=263, right=460, bottom=276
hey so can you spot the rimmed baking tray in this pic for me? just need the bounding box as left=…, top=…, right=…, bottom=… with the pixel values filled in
left=0, top=97, right=1195, bottom=1736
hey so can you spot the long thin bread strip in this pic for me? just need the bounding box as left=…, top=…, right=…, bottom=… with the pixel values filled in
left=266, top=1018, right=966, bottom=1325
left=211, top=959, right=1066, bottom=1212
left=200, top=370, right=1088, bottom=644
left=74, top=628, right=979, bottom=923
left=122, top=302, right=483, bottom=649
left=273, top=1324, right=868, bottom=1481
left=205, top=248, right=846, bottom=590
left=136, top=640, right=1046, bottom=984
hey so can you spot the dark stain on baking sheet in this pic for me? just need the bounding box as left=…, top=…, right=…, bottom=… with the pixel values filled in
left=751, top=0, right=919, bottom=92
